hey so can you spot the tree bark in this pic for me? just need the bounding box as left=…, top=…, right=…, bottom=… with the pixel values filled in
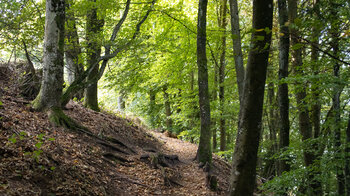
left=32, top=0, right=65, bottom=112
left=196, top=0, right=212, bottom=165
left=65, top=1, right=83, bottom=99
left=219, top=0, right=227, bottom=152
left=84, top=0, right=104, bottom=111
left=163, top=85, right=172, bottom=130
left=229, top=0, right=273, bottom=195
left=330, top=2, right=345, bottom=194
left=277, top=0, right=290, bottom=175
left=345, top=112, right=350, bottom=196
left=229, top=0, right=244, bottom=104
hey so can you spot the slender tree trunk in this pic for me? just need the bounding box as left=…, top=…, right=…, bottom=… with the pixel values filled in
left=330, top=2, right=345, bottom=194
left=65, top=1, right=83, bottom=99
left=219, top=0, right=227, bottom=152
left=117, top=90, right=126, bottom=112
left=229, top=0, right=273, bottom=195
left=196, top=0, right=212, bottom=165
left=309, top=1, right=323, bottom=194
left=163, top=85, right=172, bottom=130
left=229, top=0, right=245, bottom=104
left=263, top=75, right=278, bottom=179
left=149, top=89, right=156, bottom=127
left=84, top=0, right=104, bottom=111
left=212, top=54, right=218, bottom=151
left=277, top=0, right=290, bottom=176
left=345, top=112, right=350, bottom=195
left=32, top=0, right=65, bottom=112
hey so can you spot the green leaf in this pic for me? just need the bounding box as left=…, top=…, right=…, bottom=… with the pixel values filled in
left=48, top=138, right=55, bottom=141
left=9, top=134, right=17, bottom=144
left=0, top=101, right=3, bottom=106
left=37, top=133, right=45, bottom=141
left=50, top=166, right=56, bottom=171
left=35, top=142, right=43, bottom=149
left=291, top=43, right=303, bottom=50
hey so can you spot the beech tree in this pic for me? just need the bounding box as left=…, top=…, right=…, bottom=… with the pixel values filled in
left=196, top=0, right=212, bottom=165
left=229, top=0, right=273, bottom=195
left=32, top=0, right=66, bottom=117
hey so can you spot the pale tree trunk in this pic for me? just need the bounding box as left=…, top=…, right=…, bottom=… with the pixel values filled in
left=117, top=90, right=126, bottom=112
left=33, top=0, right=65, bottom=112
left=84, top=0, right=104, bottom=111
left=277, top=0, right=290, bottom=176
left=196, top=0, right=212, bottom=165
left=212, top=57, right=218, bottom=150
left=229, top=0, right=244, bottom=104
left=65, top=1, right=83, bottom=99
left=229, top=0, right=273, bottom=195
left=219, top=0, right=227, bottom=152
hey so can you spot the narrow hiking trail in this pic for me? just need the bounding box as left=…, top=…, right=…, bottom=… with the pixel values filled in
left=0, top=63, right=230, bottom=195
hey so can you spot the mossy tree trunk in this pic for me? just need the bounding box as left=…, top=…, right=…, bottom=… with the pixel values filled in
left=229, top=0, right=273, bottom=195
left=31, top=0, right=82, bottom=129
left=196, top=0, right=212, bottom=165
left=32, top=0, right=65, bottom=112
left=84, top=0, right=104, bottom=111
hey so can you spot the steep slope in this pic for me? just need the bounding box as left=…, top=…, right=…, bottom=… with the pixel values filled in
left=0, top=63, right=230, bottom=195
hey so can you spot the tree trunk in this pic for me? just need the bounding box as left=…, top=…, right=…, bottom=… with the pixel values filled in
left=277, top=0, right=290, bottom=176
left=32, top=0, right=65, bottom=112
left=149, top=89, right=156, bottom=127
left=196, top=0, right=212, bottom=165
left=345, top=112, right=350, bottom=195
left=330, top=2, right=345, bottom=194
left=229, top=0, right=273, bottom=195
left=219, top=0, right=227, bottom=152
left=117, top=90, right=126, bottom=112
left=84, top=0, right=104, bottom=111
left=163, top=85, right=172, bottom=130
left=263, top=75, right=278, bottom=179
left=309, top=0, right=323, bottom=194
left=65, top=1, right=83, bottom=99
left=228, top=0, right=244, bottom=104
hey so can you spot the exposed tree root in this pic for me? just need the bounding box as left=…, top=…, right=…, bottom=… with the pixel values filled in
left=140, top=152, right=181, bottom=168
left=48, top=107, right=89, bottom=132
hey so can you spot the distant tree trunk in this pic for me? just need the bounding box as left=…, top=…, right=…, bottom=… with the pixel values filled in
left=32, top=0, right=65, bottom=112
left=219, top=0, right=227, bottom=152
left=277, top=0, right=290, bottom=176
left=263, top=74, right=278, bottom=179
left=309, top=0, right=323, bottom=194
left=196, top=0, right=212, bottom=165
left=345, top=112, right=350, bottom=195
left=289, top=0, right=321, bottom=194
left=212, top=52, right=218, bottom=151
left=65, top=1, right=83, bottom=99
left=117, top=90, right=126, bottom=112
left=229, top=0, right=273, bottom=195
left=330, top=2, right=345, bottom=194
left=229, top=0, right=244, bottom=104
left=84, top=0, right=104, bottom=111
left=163, top=85, right=172, bottom=130
left=149, top=89, right=156, bottom=127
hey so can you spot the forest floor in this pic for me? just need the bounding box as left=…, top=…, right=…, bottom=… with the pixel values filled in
left=0, top=63, right=231, bottom=195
